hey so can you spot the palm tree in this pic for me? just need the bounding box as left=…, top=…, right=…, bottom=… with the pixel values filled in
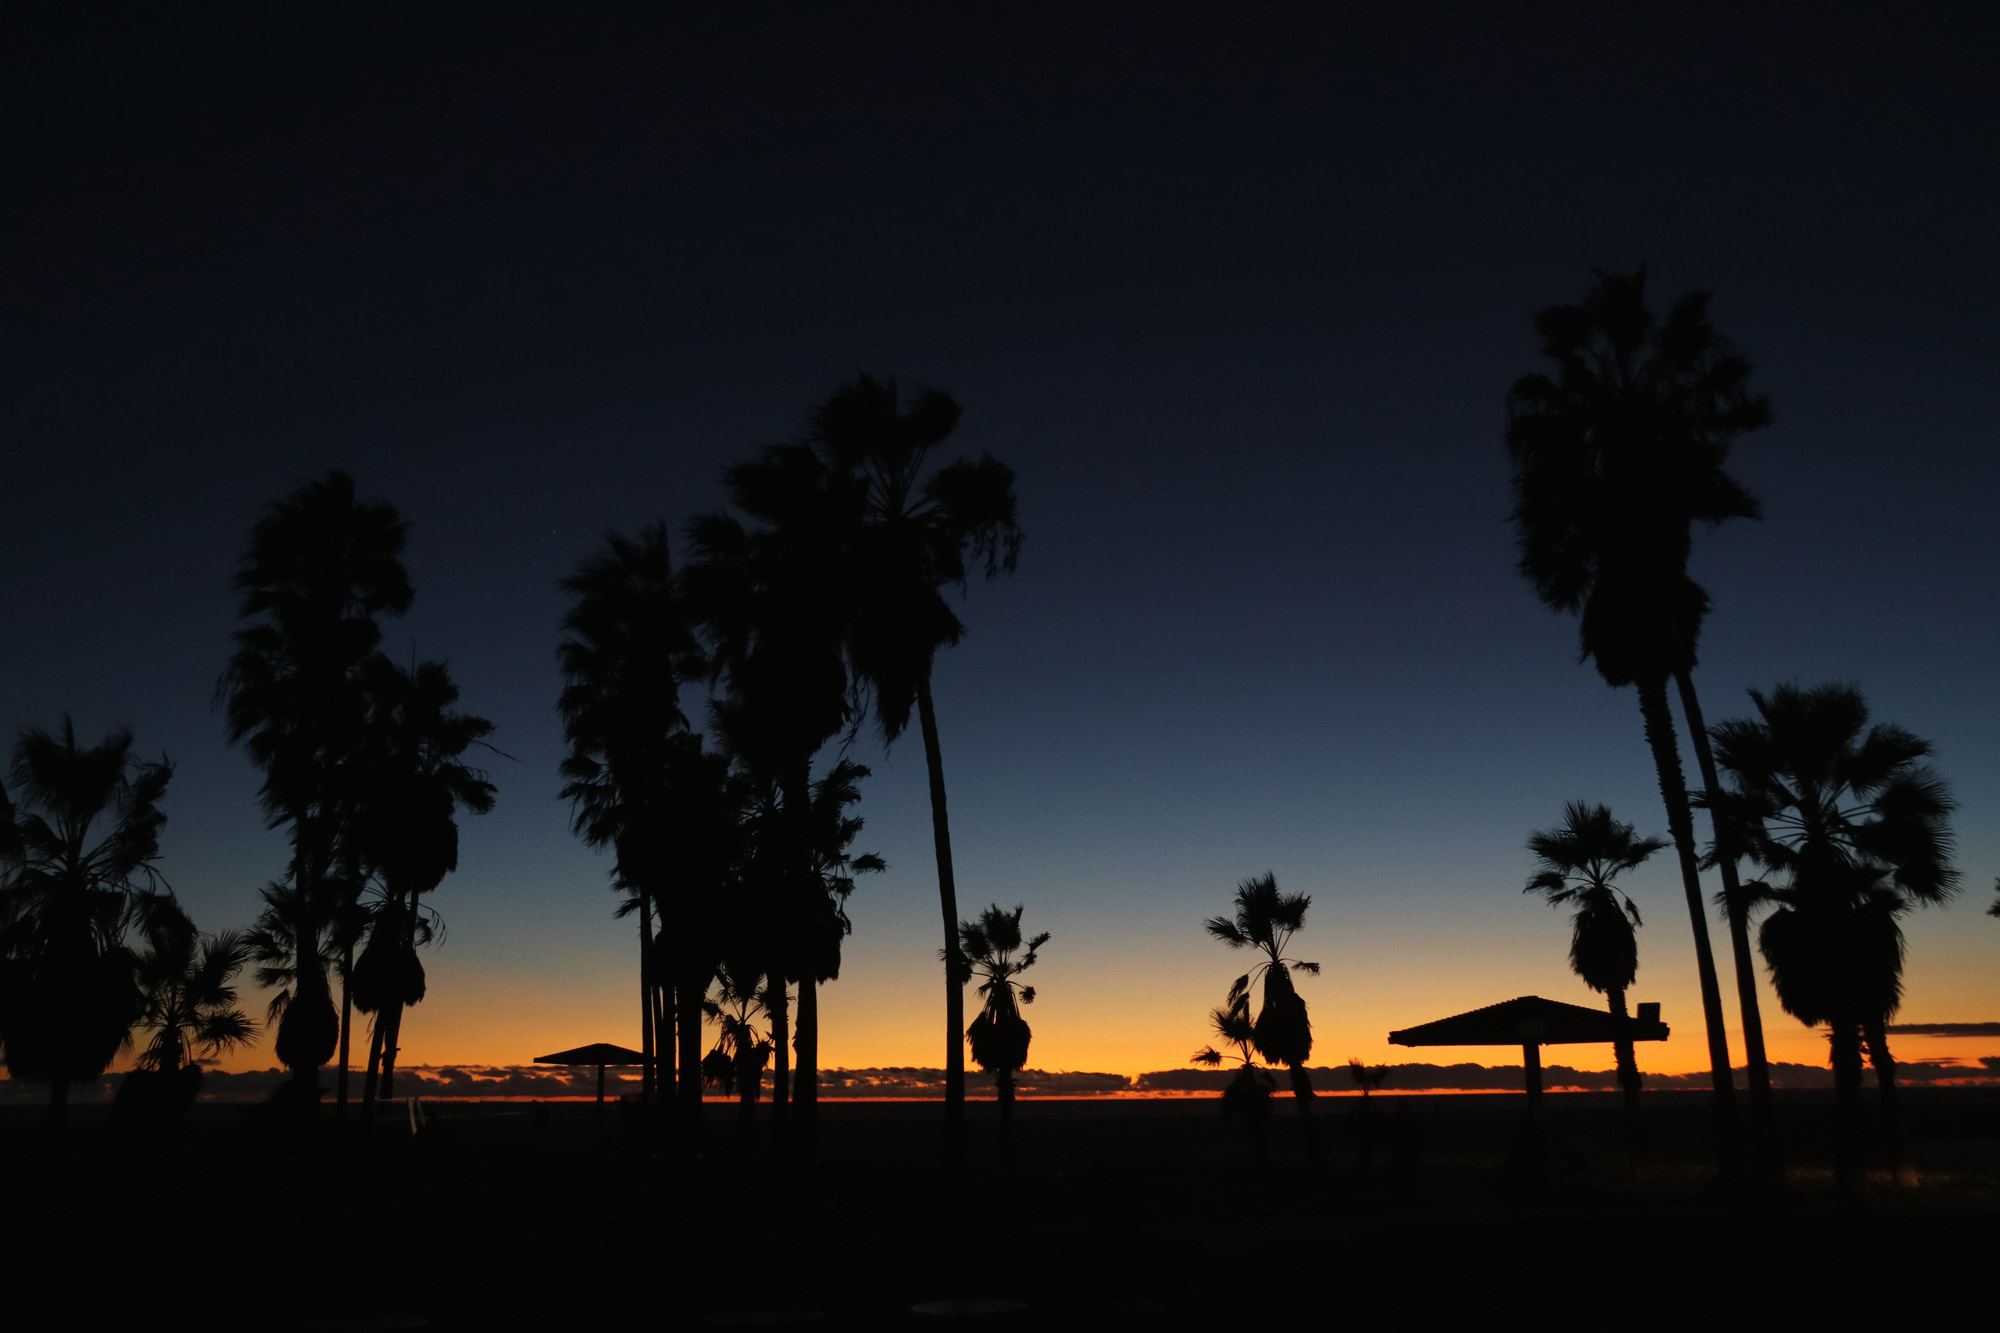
left=219, top=470, right=413, bottom=1120
left=1192, top=993, right=1274, bottom=1158
left=702, top=962, right=774, bottom=1124
left=1523, top=801, right=1667, bottom=1112
left=246, top=879, right=338, bottom=1105
left=558, top=525, right=705, bottom=1110
left=807, top=374, right=1022, bottom=1156
left=347, top=656, right=495, bottom=1123
left=0, top=718, right=168, bottom=1123
left=1507, top=268, right=1772, bottom=1174
left=1204, top=874, right=1320, bottom=1129
left=685, top=452, right=853, bottom=1145
left=119, top=903, right=256, bottom=1120
left=1708, top=682, right=1956, bottom=1188
left=953, top=903, right=1047, bottom=1156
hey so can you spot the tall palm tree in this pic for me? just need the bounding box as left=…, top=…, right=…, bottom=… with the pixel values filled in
left=1507, top=267, right=1772, bottom=1173
left=953, top=903, right=1047, bottom=1154
left=1205, top=874, right=1320, bottom=1125
left=0, top=718, right=167, bottom=1122
left=808, top=374, right=1022, bottom=1155
left=557, top=525, right=705, bottom=1111
left=1523, top=801, right=1667, bottom=1111
left=686, top=450, right=853, bottom=1146
left=120, top=903, right=256, bottom=1119
left=348, top=655, right=495, bottom=1122
left=1707, top=682, right=1956, bottom=1188
left=219, top=470, right=413, bottom=1120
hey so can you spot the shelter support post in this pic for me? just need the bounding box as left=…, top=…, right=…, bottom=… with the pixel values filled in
left=597, top=1063, right=606, bottom=1104
left=1523, top=1042, right=1542, bottom=1120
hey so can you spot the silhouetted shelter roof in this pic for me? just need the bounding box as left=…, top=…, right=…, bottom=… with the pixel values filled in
left=533, top=1043, right=646, bottom=1066
left=1389, top=996, right=1668, bottom=1047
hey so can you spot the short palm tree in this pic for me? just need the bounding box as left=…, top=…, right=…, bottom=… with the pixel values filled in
left=1193, top=993, right=1274, bottom=1156
left=954, top=903, right=1047, bottom=1151
left=246, top=879, right=338, bottom=1099
left=701, top=962, right=774, bottom=1121
left=120, top=903, right=256, bottom=1119
left=0, top=718, right=168, bottom=1122
left=1507, top=268, right=1773, bottom=1172
left=1204, top=873, right=1320, bottom=1122
left=1708, top=682, right=1956, bottom=1188
left=1523, top=801, right=1667, bottom=1111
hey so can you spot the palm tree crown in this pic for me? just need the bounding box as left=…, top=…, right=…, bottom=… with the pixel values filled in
left=1204, top=872, right=1319, bottom=1068
left=954, top=903, right=1048, bottom=1077
left=1524, top=801, right=1666, bottom=996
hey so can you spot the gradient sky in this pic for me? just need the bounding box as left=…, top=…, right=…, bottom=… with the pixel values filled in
left=6, top=5, right=1998, bottom=1085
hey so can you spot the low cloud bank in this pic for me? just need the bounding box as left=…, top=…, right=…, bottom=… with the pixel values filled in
left=1885, top=1022, right=2000, bottom=1038
left=9, top=1056, right=1998, bottom=1105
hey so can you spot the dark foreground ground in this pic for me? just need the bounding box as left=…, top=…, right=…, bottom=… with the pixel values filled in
left=5, top=1087, right=1998, bottom=1330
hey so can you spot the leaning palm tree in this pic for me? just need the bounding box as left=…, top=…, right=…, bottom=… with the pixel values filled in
left=1204, top=874, right=1320, bottom=1126
left=219, top=470, right=413, bottom=1121
left=0, top=718, right=167, bottom=1123
left=807, top=375, right=1023, bottom=1156
left=1708, top=682, right=1956, bottom=1188
left=120, top=903, right=257, bottom=1120
left=1523, top=801, right=1667, bottom=1112
left=1507, top=268, right=1772, bottom=1174
left=953, top=903, right=1047, bottom=1156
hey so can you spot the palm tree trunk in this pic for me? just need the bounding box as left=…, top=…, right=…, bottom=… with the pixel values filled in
left=1607, top=987, right=1641, bottom=1108
left=1830, top=1018, right=1864, bottom=1192
left=361, top=1013, right=385, bottom=1136
left=337, top=940, right=355, bottom=1125
left=915, top=674, right=966, bottom=1163
left=997, top=1066, right=1014, bottom=1163
left=1675, top=671, right=1776, bottom=1138
left=781, top=760, right=817, bottom=1152
left=768, top=975, right=790, bottom=1132
left=638, top=892, right=657, bottom=1102
left=379, top=892, right=423, bottom=1111
left=794, top=972, right=818, bottom=1156
left=1635, top=676, right=1739, bottom=1179
left=677, top=967, right=704, bottom=1137
left=1863, top=1018, right=1917, bottom=1187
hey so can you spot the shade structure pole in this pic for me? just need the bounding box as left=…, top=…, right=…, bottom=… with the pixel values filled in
left=1523, top=1042, right=1542, bottom=1120
left=597, top=1063, right=606, bottom=1104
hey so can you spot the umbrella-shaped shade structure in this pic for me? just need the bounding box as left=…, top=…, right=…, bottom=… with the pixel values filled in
left=1389, top=996, right=1667, bottom=1115
left=533, top=1043, right=647, bottom=1103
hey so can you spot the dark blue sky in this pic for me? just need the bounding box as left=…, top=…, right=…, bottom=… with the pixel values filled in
left=5, top=4, right=1997, bottom=1073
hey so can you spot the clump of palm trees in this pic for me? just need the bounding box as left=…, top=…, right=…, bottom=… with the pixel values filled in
left=555, top=373, right=1021, bottom=1164
left=0, top=718, right=252, bottom=1127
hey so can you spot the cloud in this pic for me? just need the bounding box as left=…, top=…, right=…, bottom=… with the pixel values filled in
left=1884, top=1022, right=2000, bottom=1038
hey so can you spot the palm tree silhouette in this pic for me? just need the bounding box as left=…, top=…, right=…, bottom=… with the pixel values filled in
left=1193, top=993, right=1275, bottom=1159
left=0, top=718, right=167, bottom=1123
left=1707, top=683, right=1956, bottom=1188
left=120, top=902, right=256, bottom=1120
left=1205, top=874, right=1321, bottom=1133
left=348, top=656, right=495, bottom=1123
left=686, top=450, right=852, bottom=1145
left=247, top=878, right=338, bottom=1104
left=1523, top=802, right=1667, bottom=1112
left=807, top=375, right=1022, bottom=1156
left=1507, top=268, right=1772, bottom=1174
left=558, top=525, right=705, bottom=1111
left=702, top=961, right=774, bottom=1123
left=219, top=470, right=413, bottom=1121
left=952, top=903, right=1047, bottom=1156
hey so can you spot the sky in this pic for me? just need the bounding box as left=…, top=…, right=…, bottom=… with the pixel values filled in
left=5, top=3, right=1999, bottom=1088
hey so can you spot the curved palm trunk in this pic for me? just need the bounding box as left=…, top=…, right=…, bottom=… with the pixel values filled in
left=1862, top=1018, right=1917, bottom=1188
left=361, top=1014, right=385, bottom=1137
left=915, top=675, right=966, bottom=1165
left=1607, top=987, right=1641, bottom=1108
left=1636, top=676, right=1739, bottom=1179
left=1676, top=672, right=1776, bottom=1141
left=1830, top=1018, right=1864, bottom=1192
